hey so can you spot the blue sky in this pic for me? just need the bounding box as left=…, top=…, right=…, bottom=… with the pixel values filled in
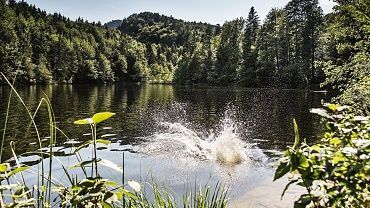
left=23, top=0, right=336, bottom=24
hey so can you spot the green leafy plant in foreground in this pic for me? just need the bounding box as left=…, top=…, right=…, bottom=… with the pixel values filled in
left=54, top=112, right=132, bottom=207
left=73, top=112, right=116, bottom=177
left=275, top=104, right=370, bottom=207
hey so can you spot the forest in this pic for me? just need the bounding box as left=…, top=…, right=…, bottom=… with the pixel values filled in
left=0, top=0, right=369, bottom=113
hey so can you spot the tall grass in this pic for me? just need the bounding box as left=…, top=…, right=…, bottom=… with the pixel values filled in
left=0, top=73, right=229, bottom=207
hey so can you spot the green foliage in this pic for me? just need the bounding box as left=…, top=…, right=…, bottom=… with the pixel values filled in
left=0, top=162, right=36, bottom=207
left=119, top=12, right=217, bottom=48
left=256, top=0, right=323, bottom=87
left=74, top=112, right=116, bottom=125
left=275, top=104, right=370, bottom=207
left=318, top=0, right=370, bottom=115
left=240, top=7, right=259, bottom=86
left=214, top=18, right=244, bottom=84
left=54, top=177, right=121, bottom=207
left=339, top=75, right=370, bottom=115
left=0, top=1, right=154, bottom=84
left=125, top=182, right=228, bottom=208
left=183, top=183, right=228, bottom=208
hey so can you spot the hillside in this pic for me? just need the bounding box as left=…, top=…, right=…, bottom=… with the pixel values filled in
left=119, top=12, right=219, bottom=46
left=104, top=19, right=123, bottom=29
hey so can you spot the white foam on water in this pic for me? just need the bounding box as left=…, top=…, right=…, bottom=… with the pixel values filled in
left=137, top=106, right=267, bottom=166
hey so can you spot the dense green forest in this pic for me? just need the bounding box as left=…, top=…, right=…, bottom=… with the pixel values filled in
left=0, top=0, right=369, bottom=112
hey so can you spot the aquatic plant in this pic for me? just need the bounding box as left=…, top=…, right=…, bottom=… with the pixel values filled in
left=54, top=112, right=125, bottom=207
left=1, top=72, right=57, bottom=207
left=73, top=112, right=116, bottom=177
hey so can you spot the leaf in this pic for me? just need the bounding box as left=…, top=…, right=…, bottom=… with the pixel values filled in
left=326, top=104, right=339, bottom=112
left=290, top=153, right=300, bottom=170
left=298, top=154, right=309, bottom=168
left=98, top=159, right=123, bottom=173
left=330, top=138, right=341, bottom=145
left=283, top=150, right=290, bottom=157
left=341, top=147, right=358, bottom=155
left=116, top=188, right=138, bottom=200
left=105, top=181, right=118, bottom=187
left=333, top=155, right=345, bottom=164
left=281, top=179, right=299, bottom=199
left=294, top=194, right=312, bottom=208
left=353, top=139, right=370, bottom=149
left=96, top=139, right=111, bottom=146
left=92, top=112, right=116, bottom=124
left=353, top=116, right=369, bottom=121
left=300, top=179, right=313, bottom=187
left=310, top=108, right=332, bottom=119
left=274, top=162, right=290, bottom=181
left=73, top=141, right=92, bottom=153
left=293, top=119, right=300, bottom=151
left=74, top=118, right=94, bottom=125
left=70, top=159, right=100, bottom=169
left=0, top=163, right=9, bottom=173
left=8, top=166, right=29, bottom=177
left=79, top=179, right=95, bottom=187
left=73, top=140, right=110, bottom=153
left=104, top=191, right=117, bottom=203
left=128, top=180, right=141, bottom=192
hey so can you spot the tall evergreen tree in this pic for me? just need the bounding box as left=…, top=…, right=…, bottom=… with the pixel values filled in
left=256, top=9, right=283, bottom=86
left=214, top=18, right=244, bottom=84
left=241, top=7, right=259, bottom=86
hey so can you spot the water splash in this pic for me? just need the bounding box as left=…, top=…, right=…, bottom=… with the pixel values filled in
left=137, top=104, right=267, bottom=166
left=212, top=116, right=245, bottom=165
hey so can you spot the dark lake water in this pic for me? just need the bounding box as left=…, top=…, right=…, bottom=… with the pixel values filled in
left=0, top=84, right=332, bottom=203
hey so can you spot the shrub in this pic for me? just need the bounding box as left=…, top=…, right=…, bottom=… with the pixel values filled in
left=275, top=104, right=370, bottom=207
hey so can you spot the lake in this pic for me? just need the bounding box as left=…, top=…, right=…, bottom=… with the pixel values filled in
left=0, top=84, right=332, bottom=205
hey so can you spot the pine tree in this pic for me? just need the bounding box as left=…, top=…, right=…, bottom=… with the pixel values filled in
left=215, top=18, right=244, bottom=84
left=241, top=7, right=259, bottom=86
